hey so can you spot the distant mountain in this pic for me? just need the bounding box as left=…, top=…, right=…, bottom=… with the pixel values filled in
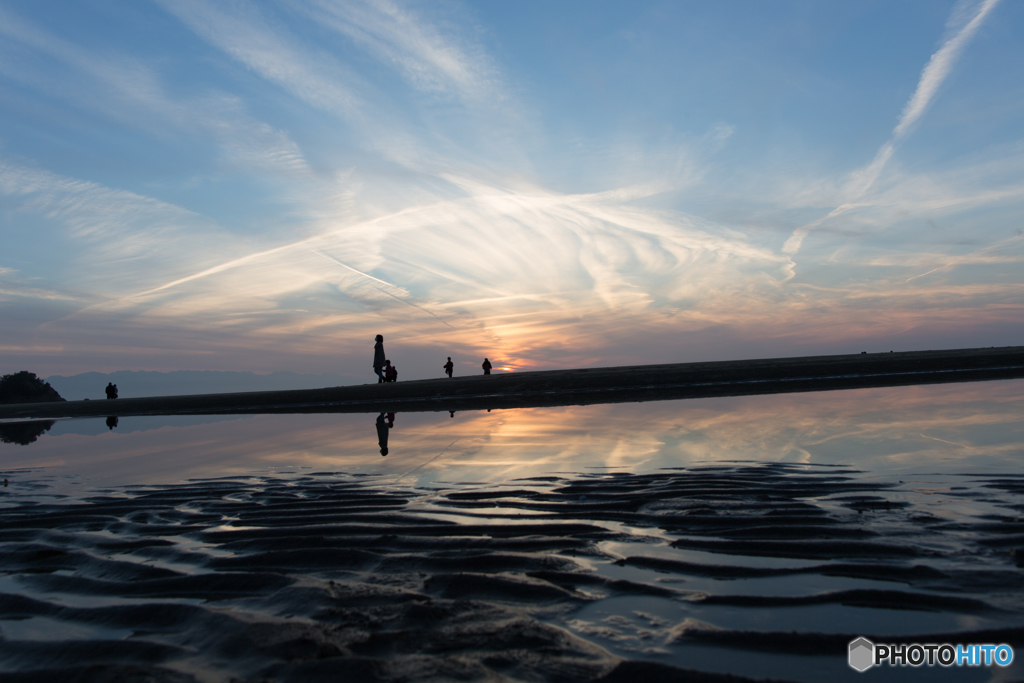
left=46, top=370, right=357, bottom=401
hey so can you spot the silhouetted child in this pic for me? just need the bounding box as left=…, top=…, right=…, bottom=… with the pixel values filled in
left=482, top=358, right=492, bottom=375
left=105, top=382, right=118, bottom=399
left=384, top=360, right=397, bottom=383
left=443, top=357, right=454, bottom=378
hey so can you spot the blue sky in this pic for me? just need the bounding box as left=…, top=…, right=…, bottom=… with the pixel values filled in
left=1, top=0, right=1022, bottom=380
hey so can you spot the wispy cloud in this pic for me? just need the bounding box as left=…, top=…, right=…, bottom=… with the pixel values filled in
left=0, top=5, right=313, bottom=177
left=894, top=0, right=1001, bottom=139
left=155, top=0, right=364, bottom=119
left=0, top=157, right=238, bottom=293
left=157, top=0, right=531, bottom=172
left=3, top=2, right=1021, bottom=376
left=783, top=0, right=1002, bottom=257
left=71, top=170, right=789, bottom=370
left=298, top=0, right=502, bottom=104
left=311, top=248, right=455, bottom=328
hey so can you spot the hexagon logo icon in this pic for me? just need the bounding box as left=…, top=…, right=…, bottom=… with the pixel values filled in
left=849, top=637, right=874, bottom=672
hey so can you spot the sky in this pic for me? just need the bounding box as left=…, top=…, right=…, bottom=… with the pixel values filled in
left=1, top=0, right=1022, bottom=382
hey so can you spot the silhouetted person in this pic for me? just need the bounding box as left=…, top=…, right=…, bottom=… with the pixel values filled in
left=384, top=360, right=397, bottom=383
left=106, top=416, right=118, bottom=431
left=376, top=412, right=392, bottom=456
left=373, top=335, right=386, bottom=383
left=105, top=382, right=118, bottom=399
left=443, top=357, right=454, bottom=378
left=449, top=410, right=455, bottom=418
left=482, top=358, right=492, bottom=375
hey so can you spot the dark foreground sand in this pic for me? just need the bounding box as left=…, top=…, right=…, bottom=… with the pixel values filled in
left=1, top=463, right=1022, bottom=682
left=2, top=346, right=1023, bottom=420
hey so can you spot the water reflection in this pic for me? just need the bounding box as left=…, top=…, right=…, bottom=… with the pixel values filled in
left=0, top=420, right=55, bottom=446
left=1, top=380, right=1023, bottom=682
left=376, top=412, right=395, bottom=456
left=0, top=379, right=1022, bottom=488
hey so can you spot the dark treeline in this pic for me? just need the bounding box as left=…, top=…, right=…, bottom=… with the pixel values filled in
left=0, top=371, right=64, bottom=404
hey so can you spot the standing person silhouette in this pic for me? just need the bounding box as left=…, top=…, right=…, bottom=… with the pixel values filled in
left=482, top=358, right=492, bottom=375
left=373, top=335, right=386, bottom=383
left=443, top=357, right=454, bottom=378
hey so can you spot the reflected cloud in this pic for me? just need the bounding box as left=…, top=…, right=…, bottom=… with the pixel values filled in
left=3, top=380, right=1022, bottom=489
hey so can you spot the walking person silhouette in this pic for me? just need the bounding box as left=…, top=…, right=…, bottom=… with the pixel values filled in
left=482, top=358, right=492, bottom=375
left=373, top=335, right=386, bottom=383
left=443, top=357, right=454, bottom=378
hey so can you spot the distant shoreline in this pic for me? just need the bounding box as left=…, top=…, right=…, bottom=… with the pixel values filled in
left=2, top=346, right=1022, bottom=420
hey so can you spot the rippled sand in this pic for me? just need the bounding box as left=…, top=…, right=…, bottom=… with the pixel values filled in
left=1, top=463, right=1022, bottom=682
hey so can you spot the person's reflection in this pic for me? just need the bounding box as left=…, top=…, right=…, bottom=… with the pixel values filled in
left=376, top=412, right=395, bottom=456
left=106, top=416, right=119, bottom=431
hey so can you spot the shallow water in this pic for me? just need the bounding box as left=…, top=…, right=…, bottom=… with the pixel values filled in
left=1, top=380, right=1023, bottom=682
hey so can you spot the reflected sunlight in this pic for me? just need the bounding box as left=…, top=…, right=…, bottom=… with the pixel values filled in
left=4, top=380, right=1022, bottom=489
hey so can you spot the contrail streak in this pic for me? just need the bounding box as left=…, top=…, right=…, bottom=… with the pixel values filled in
left=312, top=249, right=400, bottom=289
left=894, top=0, right=1001, bottom=140
left=782, top=0, right=1001, bottom=259
left=312, top=249, right=454, bottom=328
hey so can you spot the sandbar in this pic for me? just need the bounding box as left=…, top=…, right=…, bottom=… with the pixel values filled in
left=1, top=346, right=1022, bottom=420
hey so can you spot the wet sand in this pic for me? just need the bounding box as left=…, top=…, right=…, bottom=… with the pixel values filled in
left=1, top=463, right=1022, bottom=681
left=2, top=346, right=1023, bottom=420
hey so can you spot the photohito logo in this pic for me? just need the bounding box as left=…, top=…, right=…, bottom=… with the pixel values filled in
left=849, top=637, right=1014, bottom=671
